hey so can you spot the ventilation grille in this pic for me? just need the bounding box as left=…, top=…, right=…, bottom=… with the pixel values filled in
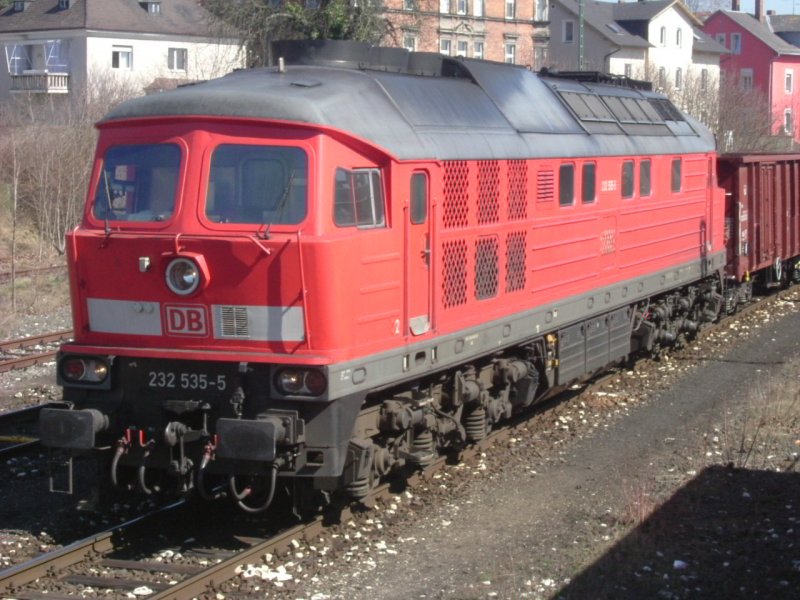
left=443, top=161, right=469, bottom=229
left=442, top=239, right=468, bottom=308
left=475, top=236, right=499, bottom=300
left=219, top=306, right=249, bottom=338
left=477, top=160, right=500, bottom=224
left=537, top=169, right=555, bottom=201
left=506, top=231, right=527, bottom=293
left=507, top=160, right=528, bottom=220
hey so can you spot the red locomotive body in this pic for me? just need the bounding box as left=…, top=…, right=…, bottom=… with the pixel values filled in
left=41, top=42, right=732, bottom=511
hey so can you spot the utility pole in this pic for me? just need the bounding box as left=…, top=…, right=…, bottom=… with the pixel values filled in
left=578, top=0, right=584, bottom=70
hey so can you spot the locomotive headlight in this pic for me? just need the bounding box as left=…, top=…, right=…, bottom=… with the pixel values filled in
left=60, top=357, right=109, bottom=384
left=275, top=368, right=327, bottom=397
left=166, top=257, right=200, bottom=296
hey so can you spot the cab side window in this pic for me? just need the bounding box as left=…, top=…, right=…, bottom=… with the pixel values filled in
left=334, top=168, right=386, bottom=228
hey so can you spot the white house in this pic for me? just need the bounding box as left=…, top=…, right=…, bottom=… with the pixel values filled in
left=548, top=0, right=725, bottom=100
left=0, top=0, right=244, bottom=101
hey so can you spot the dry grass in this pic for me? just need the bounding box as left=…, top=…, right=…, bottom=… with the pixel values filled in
left=0, top=189, right=70, bottom=339
left=712, top=372, right=800, bottom=472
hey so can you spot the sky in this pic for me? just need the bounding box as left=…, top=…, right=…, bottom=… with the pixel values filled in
left=739, top=0, right=800, bottom=14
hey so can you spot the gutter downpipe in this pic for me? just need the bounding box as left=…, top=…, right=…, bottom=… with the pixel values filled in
left=604, top=46, right=622, bottom=73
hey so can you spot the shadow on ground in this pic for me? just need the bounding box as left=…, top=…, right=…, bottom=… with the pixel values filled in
left=556, top=465, right=800, bottom=599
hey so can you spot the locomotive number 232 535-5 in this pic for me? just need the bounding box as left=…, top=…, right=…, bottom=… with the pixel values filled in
left=147, top=371, right=228, bottom=391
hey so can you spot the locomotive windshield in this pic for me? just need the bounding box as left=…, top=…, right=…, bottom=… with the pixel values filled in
left=93, top=144, right=181, bottom=222
left=205, top=145, right=307, bottom=225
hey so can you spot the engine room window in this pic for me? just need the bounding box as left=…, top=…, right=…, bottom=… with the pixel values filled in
left=621, top=160, right=634, bottom=199
left=639, top=160, right=652, bottom=196
left=334, top=168, right=386, bottom=228
left=93, top=143, right=180, bottom=222
left=559, top=164, right=574, bottom=206
left=671, top=158, right=682, bottom=193
left=582, top=163, right=596, bottom=204
left=410, top=172, right=428, bottom=224
left=205, top=145, right=307, bottom=225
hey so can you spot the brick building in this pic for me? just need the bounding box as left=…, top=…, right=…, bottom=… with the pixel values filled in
left=382, top=0, right=550, bottom=68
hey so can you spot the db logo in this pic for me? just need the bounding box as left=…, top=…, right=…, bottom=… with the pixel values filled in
left=164, top=305, right=208, bottom=336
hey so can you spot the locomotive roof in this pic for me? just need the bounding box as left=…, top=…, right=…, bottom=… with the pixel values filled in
left=102, top=43, right=716, bottom=161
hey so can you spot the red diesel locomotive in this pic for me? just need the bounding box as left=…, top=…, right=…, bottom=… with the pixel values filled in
left=41, top=40, right=773, bottom=512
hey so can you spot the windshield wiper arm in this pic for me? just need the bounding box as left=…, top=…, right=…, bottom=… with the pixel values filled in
left=258, top=170, right=295, bottom=240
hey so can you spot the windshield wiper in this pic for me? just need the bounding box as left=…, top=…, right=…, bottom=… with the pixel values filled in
left=258, top=170, right=295, bottom=240
left=102, top=168, right=114, bottom=237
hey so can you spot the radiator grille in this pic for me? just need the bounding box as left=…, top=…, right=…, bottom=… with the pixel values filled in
left=219, top=306, right=249, bottom=338
left=537, top=169, right=555, bottom=201
left=475, top=236, right=499, bottom=300
left=506, top=231, right=527, bottom=293
left=507, top=160, right=528, bottom=220
left=443, top=161, right=469, bottom=229
left=442, top=239, right=468, bottom=308
left=477, top=160, right=500, bottom=224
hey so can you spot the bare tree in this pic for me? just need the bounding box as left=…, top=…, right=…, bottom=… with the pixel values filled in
left=0, top=76, right=139, bottom=256
left=201, top=0, right=389, bottom=66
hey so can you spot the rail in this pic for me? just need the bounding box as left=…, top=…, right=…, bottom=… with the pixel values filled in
left=0, top=330, right=72, bottom=374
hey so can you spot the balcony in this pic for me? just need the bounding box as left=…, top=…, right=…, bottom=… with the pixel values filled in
left=10, top=70, right=69, bottom=93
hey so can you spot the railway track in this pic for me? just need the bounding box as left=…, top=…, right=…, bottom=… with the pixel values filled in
left=0, top=290, right=793, bottom=599
left=0, top=403, right=68, bottom=458
left=0, top=265, right=66, bottom=285
left=0, top=423, right=497, bottom=599
left=0, top=329, right=72, bottom=374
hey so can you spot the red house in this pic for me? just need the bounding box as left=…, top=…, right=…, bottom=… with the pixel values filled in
left=703, top=1, right=800, bottom=143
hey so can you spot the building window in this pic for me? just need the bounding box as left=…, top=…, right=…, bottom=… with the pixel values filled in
left=671, top=158, right=682, bottom=193
left=7, top=44, right=31, bottom=75
left=14, top=1, right=24, bottom=11
left=168, top=48, right=187, bottom=72
left=58, top=0, right=70, bottom=8
left=439, top=0, right=450, bottom=13
left=675, top=67, right=682, bottom=90
left=660, top=26, right=666, bottom=46
left=786, top=69, right=794, bottom=93
left=505, top=0, right=515, bottom=19
left=505, top=43, right=516, bottom=64
left=731, top=32, right=741, bottom=54
left=403, top=35, right=417, bottom=52
left=535, top=0, right=548, bottom=21
left=473, top=0, right=483, bottom=17
left=457, top=41, right=468, bottom=57
left=676, top=28, right=682, bottom=48
left=624, top=63, right=632, bottom=78
left=658, top=66, right=666, bottom=89
left=639, top=160, right=651, bottom=197
left=559, top=164, right=574, bottom=206
left=582, top=163, right=596, bottom=204
left=149, top=2, right=161, bottom=14
left=785, top=109, right=793, bottom=135
left=112, top=45, right=133, bottom=70
left=457, top=0, right=467, bottom=14
left=622, top=161, right=634, bottom=199
left=741, top=68, right=753, bottom=90
left=474, top=41, right=484, bottom=59
left=701, top=68, right=708, bottom=91
left=563, top=20, right=574, bottom=44
left=534, top=45, right=548, bottom=69
left=403, top=0, right=415, bottom=9
left=440, top=39, right=451, bottom=56
left=716, top=33, right=725, bottom=46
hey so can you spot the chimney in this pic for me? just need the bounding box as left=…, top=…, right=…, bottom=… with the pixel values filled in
left=731, top=0, right=739, bottom=11
left=755, top=0, right=765, bottom=22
